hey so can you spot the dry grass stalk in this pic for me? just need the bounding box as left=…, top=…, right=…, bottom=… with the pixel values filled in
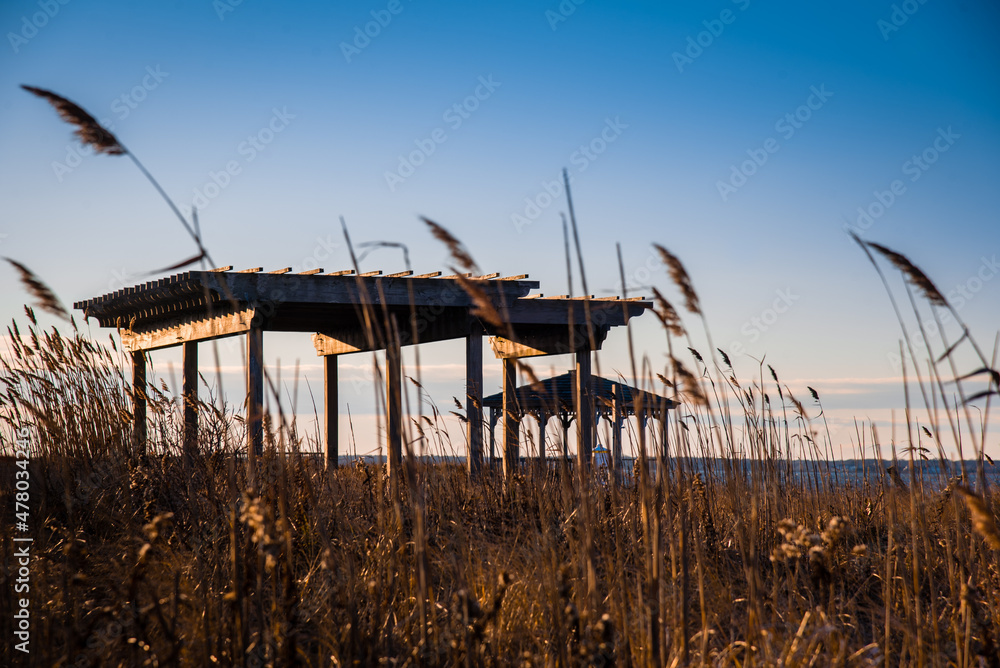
left=423, top=217, right=479, bottom=274
left=653, top=244, right=701, bottom=315
left=650, top=287, right=685, bottom=337
left=671, top=356, right=707, bottom=406
left=866, top=241, right=947, bottom=307
left=452, top=272, right=505, bottom=330
left=957, top=485, right=1000, bottom=549
left=5, top=258, right=70, bottom=321
left=21, top=85, right=126, bottom=155
left=516, top=359, right=541, bottom=386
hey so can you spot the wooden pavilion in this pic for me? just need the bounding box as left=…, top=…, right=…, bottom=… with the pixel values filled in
left=481, top=371, right=676, bottom=474
left=73, top=265, right=652, bottom=480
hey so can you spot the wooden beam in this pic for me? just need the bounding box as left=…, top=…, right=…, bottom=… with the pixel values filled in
left=121, top=308, right=255, bottom=352
left=386, top=340, right=402, bottom=480
left=324, top=356, right=338, bottom=469
left=502, top=358, right=519, bottom=481
left=466, top=322, right=484, bottom=477
left=313, top=309, right=470, bottom=355
left=182, top=341, right=198, bottom=458
left=246, top=326, right=264, bottom=478
left=504, top=300, right=645, bottom=325
left=83, top=271, right=540, bottom=325
left=489, top=325, right=610, bottom=359
left=132, top=351, right=146, bottom=458
left=576, top=350, right=593, bottom=467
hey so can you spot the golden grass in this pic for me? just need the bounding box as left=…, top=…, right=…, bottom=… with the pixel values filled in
left=1, top=300, right=998, bottom=666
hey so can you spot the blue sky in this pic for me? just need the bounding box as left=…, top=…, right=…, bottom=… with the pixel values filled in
left=1, top=0, right=998, bottom=458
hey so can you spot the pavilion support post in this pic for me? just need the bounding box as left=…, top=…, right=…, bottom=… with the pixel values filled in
left=386, top=341, right=403, bottom=480
left=131, top=351, right=147, bottom=458
left=466, top=323, right=484, bottom=477
left=502, top=357, right=520, bottom=481
left=659, top=401, right=670, bottom=467
left=182, top=341, right=198, bottom=458
left=575, top=349, right=593, bottom=467
left=612, top=388, right=623, bottom=482
left=561, top=415, right=571, bottom=460
left=246, top=326, right=264, bottom=480
left=488, top=408, right=500, bottom=463
left=323, top=355, right=338, bottom=470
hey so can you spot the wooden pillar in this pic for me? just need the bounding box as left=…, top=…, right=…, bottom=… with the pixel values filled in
left=323, top=355, right=338, bottom=469
left=132, top=350, right=147, bottom=458
left=246, top=326, right=264, bottom=476
left=659, top=402, right=670, bottom=463
left=182, top=341, right=198, bottom=457
left=488, top=407, right=500, bottom=463
left=502, top=357, right=520, bottom=481
left=612, top=387, right=623, bottom=479
left=386, top=341, right=403, bottom=479
left=575, top=350, right=593, bottom=466
left=561, top=415, right=571, bottom=460
left=466, top=323, right=484, bottom=477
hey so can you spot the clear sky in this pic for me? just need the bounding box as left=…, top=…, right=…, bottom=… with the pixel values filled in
left=1, top=0, right=998, bottom=458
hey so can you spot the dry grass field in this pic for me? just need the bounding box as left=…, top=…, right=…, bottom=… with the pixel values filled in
left=2, top=240, right=998, bottom=666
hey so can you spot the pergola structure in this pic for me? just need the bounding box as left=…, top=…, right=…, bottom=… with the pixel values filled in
left=482, top=371, right=676, bottom=474
left=74, top=266, right=651, bottom=480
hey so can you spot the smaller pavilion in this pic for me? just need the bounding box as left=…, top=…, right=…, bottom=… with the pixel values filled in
left=482, top=371, right=676, bottom=474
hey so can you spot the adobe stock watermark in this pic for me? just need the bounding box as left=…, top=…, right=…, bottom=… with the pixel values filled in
left=340, top=0, right=414, bottom=63
left=383, top=75, right=501, bottom=192
left=182, top=107, right=295, bottom=215
left=545, top=0, right=586, bottom=31
left=11, top=426, right=32, bottom=654
left=877, top=0, right=930, bottom=41
left=7, top=0, right=72, bottom=54
left=847, top=126, right=959, bottom=236
left=716, top=84, right=833, bottom=202
left=672, top=0, right=751, bottom=73
left=213, top=0, right=245, bottom=21
left=51, top=65, right=170, bottom=183
left=511, top=116, right=628, bottom=232
left=723, top=287, right=800, bottom=359
left=887, top=254, right=998, bottom=371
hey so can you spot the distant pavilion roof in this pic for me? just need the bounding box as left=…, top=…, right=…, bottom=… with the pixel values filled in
left=482, top=371, right=676, bottom=420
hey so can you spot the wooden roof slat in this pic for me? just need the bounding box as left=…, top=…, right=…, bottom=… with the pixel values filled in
left=270, top=268, right=292, bottom=274
left=209, top=265, right=234, bottom=272
left=298, top=268, right=324, bottom=275
left=384, top=270, right=414, bottom=278
left=358, top=270, right=382, bottom=277
left=473, top=272, right=500, bottom=280
left=236, top=267, right=263, bottom=273
left=325, top=269, right=355, bottom=276
left=412, top=271, right=441, bottom=278
left=520, top=294, right=544, bottom=299
left=440, top=273, right=472, bottom=279
left=497, top=274, right=529, bottom=281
